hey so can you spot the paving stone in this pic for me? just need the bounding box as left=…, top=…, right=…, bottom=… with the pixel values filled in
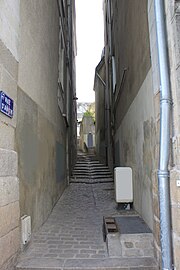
left=16, top=153, right=157, bottom=270
left=80, top=249, right=96, bottom=254
left=63, top=257, right=157, bottom=269
left=90, top=254, right=107, bottom=259
left=58, top=254, right=75, bottom=259
left=49, top=250, right=63, bottom=254
left=16, top=258, right=65, bottom=269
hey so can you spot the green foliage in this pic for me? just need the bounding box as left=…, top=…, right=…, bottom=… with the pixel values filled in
left=83, top=110, right=93, bottom=117
left=82, top=102, right=95, bottom=122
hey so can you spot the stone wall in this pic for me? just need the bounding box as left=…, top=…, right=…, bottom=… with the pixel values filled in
left=111, top=0, right=151, bottom=128
left=102, top=0, right=180, bottom=268
left=0, top=1, right=20, bottom=269
left=79, top=116, right=95, bottom=151
left=0, top=0, right=20, bottom=61
left=94, top=59, right=106, bottom=164
left=147, top=0, right=161, bottom=264
left=148, top=0, right=180, bottom=268
left=115, top=70, right=156, bottom=230
left=110, top=0, right=155, bottom=229
left=164, top=1, right=180, bottom=269
left=16, top=0, right=67, bottom=231
left=0, top=1, right=76, bottom=268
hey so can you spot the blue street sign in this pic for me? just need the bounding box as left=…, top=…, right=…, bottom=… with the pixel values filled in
left=0, top=91, right=14, bottom=118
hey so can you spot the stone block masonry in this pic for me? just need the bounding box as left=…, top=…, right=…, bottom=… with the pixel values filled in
left=0, top=155, right=20, bottom=270
left=0, top=150, right=20, bottom=270
left=0, top=0, right=20, bottom=61
left=0, top=57, right=20, bottom=270
left=0, top=1, right=20, bottom=267
left=0, top=149, right=18, bottom=177
left=148, top=0, right=180, bottom=268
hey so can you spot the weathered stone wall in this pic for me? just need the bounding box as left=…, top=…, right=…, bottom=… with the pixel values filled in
left=112, top=0, right=151, bottom=128
left=111, top=0, right=155, bottom=229
left=0, top=0, right=20, bottom=61
left=94, top=59, right=106, bottom=164
left=0, top=1, right=76, bottom=268
left=103, top=0, right=180, bottom=267
left=16, top=0, right=67, bottom=231
left=79, top=116, right=95, bottom=151
left=0, top=1, right=20, bottom=269
left=165, top=7, right=180, bottom=268
left=148, top=0, right=180, bottom=268
left=147, top=0, right=161, bottom=264
left=115, top=70, right=155, bottom=229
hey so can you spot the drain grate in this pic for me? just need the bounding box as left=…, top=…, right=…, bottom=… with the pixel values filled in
left=103, top=217, right=118, bottom=242
left=115, top=216, right=152, bottom=234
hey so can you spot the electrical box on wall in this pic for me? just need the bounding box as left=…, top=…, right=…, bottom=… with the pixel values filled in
left=21, top=215, right=31, bottom=245
left=114, top=167, right=133, bottom=203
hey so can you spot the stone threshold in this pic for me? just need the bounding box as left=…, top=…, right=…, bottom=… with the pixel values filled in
left=16, top=257, right=158, bottom=270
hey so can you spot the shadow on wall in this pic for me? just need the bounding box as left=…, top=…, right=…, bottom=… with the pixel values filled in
left=56, top=142, right=66, bottom=183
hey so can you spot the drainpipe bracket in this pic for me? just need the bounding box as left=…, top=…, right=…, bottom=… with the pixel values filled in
left=158, top=170, right=170, bottom=178
left=160, top=98, right=173, bottom=105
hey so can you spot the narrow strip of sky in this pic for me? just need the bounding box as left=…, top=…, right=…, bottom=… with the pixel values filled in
left=76, top=0, right=104, bottom=103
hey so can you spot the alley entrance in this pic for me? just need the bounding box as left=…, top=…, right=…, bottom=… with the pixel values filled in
left=16, top=152, right=157, bottom=270
left=1, top=0, right=179, bottom=268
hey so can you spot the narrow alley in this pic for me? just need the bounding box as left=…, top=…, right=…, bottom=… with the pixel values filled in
left=1, top=1, right=180, bottom=270
left=16, top=152, right=157, bottom=270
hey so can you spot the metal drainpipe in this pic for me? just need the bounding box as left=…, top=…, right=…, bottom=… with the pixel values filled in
left=106, top=0, right=113, bottom=169
left=154, top=0, right=173, bottom=269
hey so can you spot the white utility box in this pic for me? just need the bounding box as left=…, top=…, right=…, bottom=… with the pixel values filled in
left=114, top=167, right=133, bottom=203
left=21, top=215, right=31, bottom=245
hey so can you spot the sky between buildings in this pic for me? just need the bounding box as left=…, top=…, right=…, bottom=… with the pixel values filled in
left=76, top=0, right=104, bottom=103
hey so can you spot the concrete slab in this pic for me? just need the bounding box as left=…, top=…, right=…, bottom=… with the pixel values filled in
left=17, top=258, right=65, bottom=270
left=63, top=257, right=157, bottom=269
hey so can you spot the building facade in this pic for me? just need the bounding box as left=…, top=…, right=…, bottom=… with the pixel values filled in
left=79, top=116, right=95, bottom=153
left=94, top=0, right=180, bottom=269
left=94, top=57, right=106, bottom=164
left=0, top=1, right=77, bottom=269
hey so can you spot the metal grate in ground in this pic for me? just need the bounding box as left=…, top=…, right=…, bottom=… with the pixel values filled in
left=115, top=216, right=152, bottom=234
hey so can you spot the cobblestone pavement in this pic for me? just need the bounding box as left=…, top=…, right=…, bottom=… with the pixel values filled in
left=18, top=182, right=123, bottom=261
left=16, top=154, right=157, bottom=269
left=18, top=182, right=152, bottom=269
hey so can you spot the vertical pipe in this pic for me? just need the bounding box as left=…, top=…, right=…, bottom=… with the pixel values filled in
left=154, top=0, right=173, bottom=269
left=105, top=0, right=113, bottom=170
left=67, top=0, right=73, bottom=176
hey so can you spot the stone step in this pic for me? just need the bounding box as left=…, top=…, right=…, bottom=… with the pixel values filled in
left=104, top=215, right=154, bottom=260
left=73, top=169, right=111, bottom=173
left=71, top=174, right=112, bottom=179
left=16, top=257, right=158, bottom=270
left=72, top=171, right=112, bottom=175
left=72, top=174, right=111, bottom=177
left=70, top=178, right=113, bottom=183
left=91, top=174, right=112, bottom=179
left=71, top=175, right=90, bottom=179
left=72, top=153, right=113, bottom=181
left=75, top=164, right=104, bottom=167
left=72, top=171, right=91, bottom=175
left=71, top=175, right=113, bottom=180
left=74, top=165, right=110, bottom=169
left=74, top=165, right=90, bottom=168
left=74, top=167, right=111, bottom=171
left=76, top=157, right=98, bottom=160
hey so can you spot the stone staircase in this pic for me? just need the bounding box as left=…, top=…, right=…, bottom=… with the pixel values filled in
left=70, top=153, right=113, bottom=184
